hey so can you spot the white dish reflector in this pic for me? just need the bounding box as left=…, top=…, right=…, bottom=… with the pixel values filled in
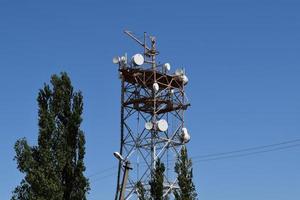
left=164, top=63, right=171, bottom=71
left=157, top=119, right=168, bottom=132
left=132, top=54, right=144, bottom=66
left=153, top=82, right=159, bottom=92
left=112, top=56, right=120, bottom=64
left=145, top=122, right=153, bottom=130
left=121, top=56, right=126, bottom=63
left=181, top=127, right=191, bottom=143
left=175, top=68, right=184, bottom=76
left=182, top=75, right=189, bottom=84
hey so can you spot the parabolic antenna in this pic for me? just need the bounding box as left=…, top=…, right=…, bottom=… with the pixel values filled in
left=132, top=54, right=144, bottom=66
left=175, top=68, right=184, bottom=76
left=181, top=127, right=190, bottom=143
left=157, top=119, right=168, bottom=132
left=121, top=56, right=127, bottom=63
left=182, top=75, right=189, bottom=84
left=145, top=121, right=153, bottom=130
left=164, top=63, right=171, bottom=71
left=112, top=56, right=120, bottom=64
left=153, top=82, right=159, bottom=92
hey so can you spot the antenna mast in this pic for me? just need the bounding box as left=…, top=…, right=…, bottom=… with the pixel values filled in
left=113, top=30, right=191, bottom=200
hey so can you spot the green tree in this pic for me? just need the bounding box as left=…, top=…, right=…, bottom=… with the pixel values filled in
left=136, top=181, right=147, bottom=200
left=149, top=159, right=166, bottom=200
left=174, top=146, right=197, bottom=200
left=12, top=73, right=89, bottom=200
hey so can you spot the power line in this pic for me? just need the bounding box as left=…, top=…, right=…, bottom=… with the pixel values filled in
left=88, top=165, right=117, bottom=178
left=166, top=143, right=300, bottom=166
left=88, top=138, right=300, bottom=182
left=192, top=143, right=300, bottom=163
left=90, top=172, right=117, bottom=183
left=192, top=138, right=300, bottom=159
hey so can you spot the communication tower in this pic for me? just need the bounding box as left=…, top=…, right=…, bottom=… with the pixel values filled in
left=113, top=31, right=191, bottom=200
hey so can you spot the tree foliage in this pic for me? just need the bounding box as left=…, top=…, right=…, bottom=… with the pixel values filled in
left=149, top=159, right=166, bottom=200
left=136, top=158, right=167, bottom=200
left=12, top=72, right=89, bottom=200
left=174, top=146, right=197, bottom=200
left=136, top=181, right=147, bottom=200
left=137, top=148, right=198, bottom=200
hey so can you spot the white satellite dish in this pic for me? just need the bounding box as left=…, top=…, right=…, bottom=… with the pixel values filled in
left=182, top=75, right=189, bottom=84
left=132, top=54, right=144, bottom=66
left=175, top=68, right=184, bottom=76
left=157, top=119, right=168, bottom=132
left=153, top=82, right=159, bottom=92
left=112, top=56, right=120, bottom=64
left=121, top=56, right=127, bottom=63
left=181, top=127, right=191, bottom=143
left=145, top=121, right=153, bottom=130
left=164, top=63, right=171, bottom=71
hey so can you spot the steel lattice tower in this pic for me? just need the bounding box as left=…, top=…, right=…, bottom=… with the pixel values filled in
left=114, top=31, right=191, bottom=200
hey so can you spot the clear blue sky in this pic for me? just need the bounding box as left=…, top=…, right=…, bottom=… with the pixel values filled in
left=0, top=0, right=299, bottom=199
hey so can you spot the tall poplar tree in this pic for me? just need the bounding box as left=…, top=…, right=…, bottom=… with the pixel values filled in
left=12, top=72, right=89, bottom=200
left=174, top=146, right=197, bottom=200
left=149, top=159, right=166, bottom=200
